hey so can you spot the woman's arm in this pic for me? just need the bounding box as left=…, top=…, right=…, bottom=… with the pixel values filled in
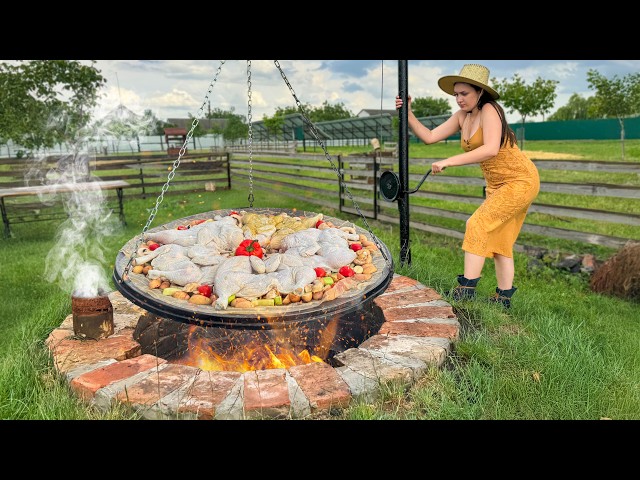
left=431, top=103, right=503, bottom=173
left=396, top=95, right=463, bottom=145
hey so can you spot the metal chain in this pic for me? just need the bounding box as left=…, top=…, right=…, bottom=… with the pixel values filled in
left=273, top=60, right=391, bottom=267
left=123, top=60, right=226, bottom=277
left=247, top=60, right=254, bottom=207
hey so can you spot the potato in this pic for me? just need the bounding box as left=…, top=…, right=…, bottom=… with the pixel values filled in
left=189, top=294, right=212, bottom=305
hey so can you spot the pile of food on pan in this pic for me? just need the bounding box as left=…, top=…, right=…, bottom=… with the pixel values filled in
left=129, top=211, right=380, bottom=310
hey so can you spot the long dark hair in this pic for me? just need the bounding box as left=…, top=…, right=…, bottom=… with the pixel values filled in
left=473, top=85, right=517, bottom=147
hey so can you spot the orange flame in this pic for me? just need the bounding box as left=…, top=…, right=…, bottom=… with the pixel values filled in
left=173, top=325, right=326, bottom=372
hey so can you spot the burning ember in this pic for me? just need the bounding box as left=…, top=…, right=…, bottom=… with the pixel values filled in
left=175, top=337, right=325, bottom=372
left=171, top=315, right=342, bottom=372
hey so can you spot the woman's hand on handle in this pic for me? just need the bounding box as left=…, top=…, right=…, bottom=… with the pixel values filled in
left=431, top=160, right=447, bottom=174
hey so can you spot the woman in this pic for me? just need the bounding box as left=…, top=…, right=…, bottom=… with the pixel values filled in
left=395, top=63, right=540, bottom=308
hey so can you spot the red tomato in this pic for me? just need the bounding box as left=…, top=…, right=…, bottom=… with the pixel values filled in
left=350, top=243, right=363, bottom=251
left=314, top=267, right=326, bottom=278
left=148, top=243, right=160, bottom=251
left=197, top=285, right=213, bottom=297
left=235, top=239, right=264, bottom=259
left=315, top=220, right=324, bottom=228
left=339, top=266, right=355, bottom=277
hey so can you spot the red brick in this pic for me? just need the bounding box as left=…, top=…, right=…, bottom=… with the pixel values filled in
left=51, top=330, right=141, bottom=373
left=115, top=363, right=198, bottom=406
left=70, top=354, right=166, bottom=402
left=384, top=275, right=419, bottom=293
left=288, top=362, right=352, bottom=410
left=177, top=370, right=243, bottom=420
left=378, top=321, right=459, bottom=339
left=45, top=328, right=74, bottom=348
left=383, top=305, right=456, bottom=321
left=374, top=288, right=442, bottom=310
left=243, top=369, right=290, bottom=418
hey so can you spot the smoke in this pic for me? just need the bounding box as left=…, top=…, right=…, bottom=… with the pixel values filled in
left=31, top=104, right=154, bottom=298
left=43, top=174, right=117, bottom=298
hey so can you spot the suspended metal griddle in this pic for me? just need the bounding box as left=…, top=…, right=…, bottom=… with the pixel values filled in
left=113, top=207, right=394, bottom=330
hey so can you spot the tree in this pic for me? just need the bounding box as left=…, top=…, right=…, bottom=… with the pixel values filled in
left=261, top=101, right=354, bottom=139
left=492, top=73, right=558, bottom=149
left=548, top=93, right=597, bottom=121
left=0, top=60, right=106, bottom=152
left=223, top=114, right=249, bottom=145
left=308, top=101, right=353, bottom=122
left=261, top=105, right=306, bottom=137
left=141, top=109, right=169, bottom=136
left=586, top=69, right=640, bottom=160
left=205, top=107, right=248, bottom=145
left=411, top=96, right=451, bottom=117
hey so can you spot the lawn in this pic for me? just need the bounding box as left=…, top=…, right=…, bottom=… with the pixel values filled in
left=1, top=182, right=638, bottom=420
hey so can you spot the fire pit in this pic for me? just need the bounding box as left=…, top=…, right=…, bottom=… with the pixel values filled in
left=113, top=208, right=394, bottom=371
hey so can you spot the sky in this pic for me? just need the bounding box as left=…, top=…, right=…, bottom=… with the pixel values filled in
left=6, top=59, right=640, bottom=125
left=87, top=60, right=640, bottom=125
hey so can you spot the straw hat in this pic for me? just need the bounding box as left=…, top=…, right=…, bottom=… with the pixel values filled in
left=438, top=63, right=500, bottom=100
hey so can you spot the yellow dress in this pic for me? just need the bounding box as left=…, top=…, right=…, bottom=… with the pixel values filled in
left=460, top=127, right=540, bottom=258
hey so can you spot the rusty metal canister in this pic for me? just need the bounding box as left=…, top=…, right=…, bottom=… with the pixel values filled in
left=72, top=291, right=114, bottom=340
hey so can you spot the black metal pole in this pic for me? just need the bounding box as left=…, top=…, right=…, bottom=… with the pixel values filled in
left=398, top=60, right=411, bottom=266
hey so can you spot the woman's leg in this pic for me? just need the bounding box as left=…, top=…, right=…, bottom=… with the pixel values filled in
left=464, top=251, right=486, bottom=279
left=493, top=254, right=514, bottom=290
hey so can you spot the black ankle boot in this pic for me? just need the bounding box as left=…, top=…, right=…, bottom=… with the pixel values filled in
left=446, top=274, right=481, bottom=301
left=489, top=286, right=518, bottom=309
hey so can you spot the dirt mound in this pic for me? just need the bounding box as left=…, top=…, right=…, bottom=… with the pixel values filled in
left=590, top=242, right=640, bottom=302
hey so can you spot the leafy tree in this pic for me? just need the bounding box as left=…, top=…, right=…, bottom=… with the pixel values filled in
left=261, top=105, right=305, bottom=137
left=548, top=93, right=597, bottom=121
left=0, top=60, right=106, bottom=152
left=262, top=115, right=285, bottom=137
left=308, top=101, right=353, bottom=122
left=411, top=96, right=451, bottom=117
left=141, top=109, right=169, bottom=135
left=261, top=101, right=353, bottom=139
left=586, top=69, right=640, bottom=160
left=223, top=114, right=249, bottom=145
left=492, top=73, right=558, bottom=149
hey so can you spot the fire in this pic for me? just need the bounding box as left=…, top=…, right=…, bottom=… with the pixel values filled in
left=173, top=328, right=326, bottom=372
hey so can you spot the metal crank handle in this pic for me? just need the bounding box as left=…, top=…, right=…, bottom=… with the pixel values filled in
left=407, top=169, right=432, bottom=194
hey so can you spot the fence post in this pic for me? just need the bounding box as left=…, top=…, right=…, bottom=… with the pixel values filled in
left=138, top=156, right=146, bottom=199
left=338, top=155, right=344, bottom=214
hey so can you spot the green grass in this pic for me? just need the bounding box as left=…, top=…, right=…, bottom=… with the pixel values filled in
left=1, top=139, right=639, bottom=420
left=1, top=185, right=639, bottom=420
left=322, top=139, right=640, bottom=162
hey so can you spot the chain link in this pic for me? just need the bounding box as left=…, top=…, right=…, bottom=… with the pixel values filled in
left=123, top=60, right=226, bottom=277
left=273, top=60, right=391, bottom=267
left=247, top=60, right=254, bottom=207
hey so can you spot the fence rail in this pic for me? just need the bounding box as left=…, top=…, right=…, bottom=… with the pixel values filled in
left=0, top=152, right=232, bottom=236
left=3, top=150, right=639, bottom=251
left=229, top=153, right=640, bottom=252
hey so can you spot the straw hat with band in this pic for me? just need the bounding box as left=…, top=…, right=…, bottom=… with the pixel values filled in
left=438, top=64, right=500, bottom=100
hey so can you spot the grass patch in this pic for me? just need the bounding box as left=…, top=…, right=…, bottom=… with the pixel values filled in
left=2, top=141, right=639, bottom=420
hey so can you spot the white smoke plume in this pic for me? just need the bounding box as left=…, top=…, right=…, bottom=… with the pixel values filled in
left=31, top=104, right=154, bottom=298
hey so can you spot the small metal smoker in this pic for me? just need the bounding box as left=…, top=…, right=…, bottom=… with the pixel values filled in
left=71, top=290, right=115, bottom=340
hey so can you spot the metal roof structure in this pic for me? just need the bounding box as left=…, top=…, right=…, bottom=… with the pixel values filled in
left=249, top=113, right=452, bottom=142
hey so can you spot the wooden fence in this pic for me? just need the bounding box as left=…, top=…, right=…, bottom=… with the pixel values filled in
left=3, top=150, right=639, bottom=251
left=229, top=152, right=640, bottom=252
left=0, top=152, right=231, bottom=235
